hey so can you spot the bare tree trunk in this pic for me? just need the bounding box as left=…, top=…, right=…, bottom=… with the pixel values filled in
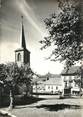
left=80, top=74, right=82, bottom=96
left=0, top=87, right=2, bottom=107
left=9, top=89, right=14, bottom=110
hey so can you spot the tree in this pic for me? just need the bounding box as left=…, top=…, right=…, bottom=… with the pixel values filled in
left=16, top=64, right=33, bottom=96
left=0, top=64, right=6, bottom=106
left=0, top=63, right=33, bottom=109
left=40, top=0, right=83, bottom=70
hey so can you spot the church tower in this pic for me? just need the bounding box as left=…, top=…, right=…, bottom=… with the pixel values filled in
left=15, top=16, right=30, bottom=66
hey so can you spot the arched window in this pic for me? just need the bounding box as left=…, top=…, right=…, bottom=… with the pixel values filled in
left=17, top=53, right=21, bottom=61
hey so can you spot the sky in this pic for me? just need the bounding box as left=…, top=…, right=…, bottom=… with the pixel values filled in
left=0, top=0, right=64, bottom=75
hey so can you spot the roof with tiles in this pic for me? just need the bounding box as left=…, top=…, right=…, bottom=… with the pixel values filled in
left=61, top=66, right=81, bottom=76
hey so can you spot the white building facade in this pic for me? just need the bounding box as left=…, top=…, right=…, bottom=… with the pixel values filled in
left=61, top=66, right=81, bottom=96
left=32, top=74, right=63, bottom=94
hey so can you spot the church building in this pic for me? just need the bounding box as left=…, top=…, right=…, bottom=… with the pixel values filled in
left=15, top=17, right=30, bottom=66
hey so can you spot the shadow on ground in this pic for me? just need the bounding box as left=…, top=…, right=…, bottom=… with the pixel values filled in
left=0, top=95, right=44, bottom=108
left=36, top=104, right=81, bottom=111
left=14, top=96, right=44, bottom=105
left=0, top=113, right=10, bottom=117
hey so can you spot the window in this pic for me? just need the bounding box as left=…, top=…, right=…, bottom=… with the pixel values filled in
left=65, top=81, right=67, bottom=87
left=48, top=86, right=50, bottom=89
left=56, top=86, right=58, bottom=90
left=51, top=86, right=53, bottom=89
left=17, top=53, right=21, bottom=61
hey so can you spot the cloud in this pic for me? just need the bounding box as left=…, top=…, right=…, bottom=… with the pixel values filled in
left=0, top=42, right=19, bottom=63
left=0, top=0, right=64, bottom=74
left=15, top=0, right=46, bottom=37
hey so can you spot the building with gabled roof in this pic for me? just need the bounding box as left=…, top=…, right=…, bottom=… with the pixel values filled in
left=43, top=77, right=62, bottom=94
left=61, top=66, right=81, bottom=96
left=32, top=73, right=62, bottom=94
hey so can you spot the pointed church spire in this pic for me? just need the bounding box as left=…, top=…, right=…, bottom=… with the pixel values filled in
left=21, top=16, right=26, bottom=49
